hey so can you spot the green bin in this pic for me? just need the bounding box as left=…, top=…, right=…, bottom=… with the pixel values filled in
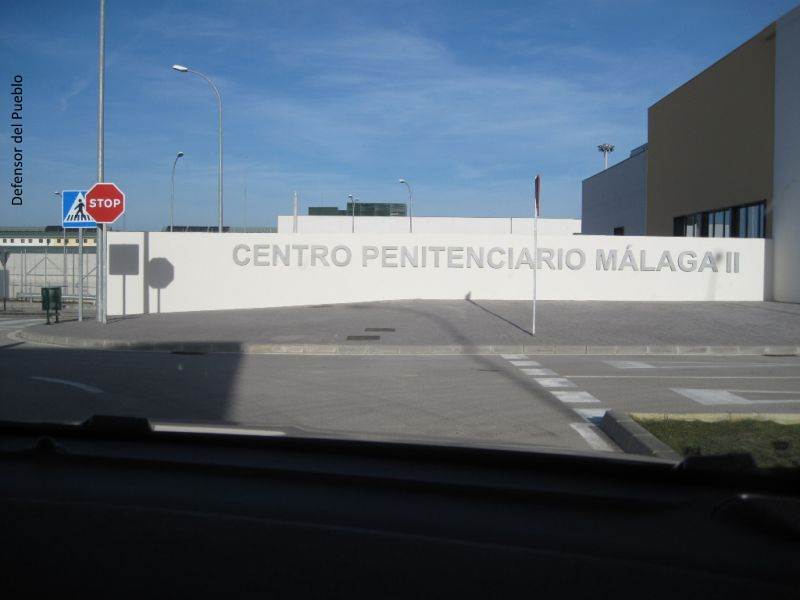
left=41, top=287, right=62, bottom=323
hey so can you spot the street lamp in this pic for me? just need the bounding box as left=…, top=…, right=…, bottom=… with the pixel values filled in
left=172, top=64, right=223, bottom=232
left=170, top=151, right=184, bottom=232
left=598, top=143, right=615, bottom=170
left=398, top=178, right=413, bottom=233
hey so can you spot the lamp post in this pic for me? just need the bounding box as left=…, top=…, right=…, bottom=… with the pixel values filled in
left=598, top=143, right=615, bottom=170
left=97, top=0, right=106, bottom=323
left=170, top=151, right=184, bottom=232
left=398, top=178, right=413, bottom=232
left=172, top=64, right=223, bottom=232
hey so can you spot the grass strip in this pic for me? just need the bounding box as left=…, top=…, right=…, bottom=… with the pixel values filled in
left=632, top=416, right=800, bottom=469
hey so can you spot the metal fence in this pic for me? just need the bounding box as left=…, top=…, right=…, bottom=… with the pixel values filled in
left=0, top=247, right=97, bottom=302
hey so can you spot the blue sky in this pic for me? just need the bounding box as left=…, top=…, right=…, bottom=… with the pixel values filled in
left=2, top=0, right=797, bottom=230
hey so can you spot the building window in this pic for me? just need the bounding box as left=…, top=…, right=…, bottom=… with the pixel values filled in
left=613, top=226, right=625, bottom=235
left=674, top=201, right=765, bottom=239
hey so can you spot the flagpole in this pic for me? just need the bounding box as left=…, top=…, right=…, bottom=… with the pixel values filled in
left=532, top=175, right=540, bottom=336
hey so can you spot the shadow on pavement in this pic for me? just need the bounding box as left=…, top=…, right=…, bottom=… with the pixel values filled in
left=384, top=303, right=579, bottom=425
left=0, top=342, right=246, bottom=427
left=465, top=293, right=532, bottom=336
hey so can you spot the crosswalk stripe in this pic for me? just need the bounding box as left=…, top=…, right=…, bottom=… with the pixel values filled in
left=570, top=423, right=613, bottom=451
left=551, top=391, right=600, bottom=403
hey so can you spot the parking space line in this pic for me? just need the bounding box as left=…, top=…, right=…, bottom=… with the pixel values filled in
left=563, top=375, right=800, bottom=379
left=671, top=387, right=800, bottom=405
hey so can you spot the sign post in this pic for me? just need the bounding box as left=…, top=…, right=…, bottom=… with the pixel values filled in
left=532, top=174, right=541, bottom=336
left=62, top=190, right=95, bottom=322
left=85, top=182, right=126, bottom=324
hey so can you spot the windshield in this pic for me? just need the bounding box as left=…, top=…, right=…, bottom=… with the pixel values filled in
left=2, top=0, right=800, bottom=472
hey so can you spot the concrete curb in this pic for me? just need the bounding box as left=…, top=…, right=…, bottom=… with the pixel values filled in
left=598, top=411, right=681, bottom=461
left=15, top=328, right=800, bottom=356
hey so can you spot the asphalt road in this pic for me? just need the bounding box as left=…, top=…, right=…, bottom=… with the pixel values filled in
left=4, top=315, right=800, bottom=454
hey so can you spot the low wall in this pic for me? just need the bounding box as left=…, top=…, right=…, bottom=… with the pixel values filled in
left=105, top=232, right=766, bottom=316
left=276, top=216, right=581, bottom=236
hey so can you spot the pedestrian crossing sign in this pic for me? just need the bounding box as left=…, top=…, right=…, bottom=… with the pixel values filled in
left=62, top=190, right=96, bottom=228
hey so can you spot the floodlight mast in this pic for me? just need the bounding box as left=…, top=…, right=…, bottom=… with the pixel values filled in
left=598, top=143, right=615, bottom=169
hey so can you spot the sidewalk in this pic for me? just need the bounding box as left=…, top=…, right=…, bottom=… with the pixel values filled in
left=2, top=299, right=96, bottom=317
left=17, top=300, right=800, bottom=355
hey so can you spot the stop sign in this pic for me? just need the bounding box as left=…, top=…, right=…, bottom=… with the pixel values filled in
left=86, top=182, right=125, bottom=223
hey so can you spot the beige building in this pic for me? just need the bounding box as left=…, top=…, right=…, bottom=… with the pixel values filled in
left=581, top=5, right=800, bottom=301
left=646, top=24, right=775, bottom=238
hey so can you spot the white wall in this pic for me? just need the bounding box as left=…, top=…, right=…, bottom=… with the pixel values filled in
left=581, top=148, right=647, bottom=235
left=772, top=6, right=800, bottom=302
left=106, top=231, right=765, bottom=316
left=277, top=216, right=581, bottom=236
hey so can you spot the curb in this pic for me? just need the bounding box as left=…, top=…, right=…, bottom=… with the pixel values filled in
left=598, top=411, right=681, bottom=461
left=15, top=328, right=800, bottom=356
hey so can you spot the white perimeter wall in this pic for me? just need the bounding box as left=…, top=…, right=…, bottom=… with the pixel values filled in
left=106, top=232, right=765, bottom=316
left=277, top=216, right=581, bottom=236
left=773, top=6, right=800, bottom=302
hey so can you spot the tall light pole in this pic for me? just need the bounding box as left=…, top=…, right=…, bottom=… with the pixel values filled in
left=97, top=0, right=106, bottom=323
left=172, top=64, right=223, bottom=232
left=348, top=194, right=355, bottom=233
left=170, top=151, right=184, bottom=232
left=398, top=178, right=413, bottom=233
left=598, top=143, right=615, bottom=170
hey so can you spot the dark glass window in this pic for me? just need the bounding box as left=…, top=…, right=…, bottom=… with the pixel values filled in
left=674, top=201, right=764, bottom=239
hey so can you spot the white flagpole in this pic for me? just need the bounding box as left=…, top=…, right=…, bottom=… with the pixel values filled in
left=532, top=175, right=540, bottom=336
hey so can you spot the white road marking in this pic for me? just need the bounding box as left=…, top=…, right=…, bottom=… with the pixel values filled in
left=153, top=423, right=286, bottom=437
left=521, top=368, right=558, bottom=377
left=574, top=408, right=609, bottom=421
left=727, top=389, right=800, bottom=394
left=671, top=387, right=800, bottom=405
left=564, top=375, right=800, bottom=379
left=604, top=360, right=655, bottom=369
left=534, top=377, right=576, bottom=388
left=509, top=360, right=541, bottom=367
left=29, top=376, right=103, bottom=394
left=606, top=360, right=800, bottom=370
left=501, top=354, right=526, bottom=360
left=570, top=423, right=613, bottom=451
left=551, top=391, right=600, bottom=403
